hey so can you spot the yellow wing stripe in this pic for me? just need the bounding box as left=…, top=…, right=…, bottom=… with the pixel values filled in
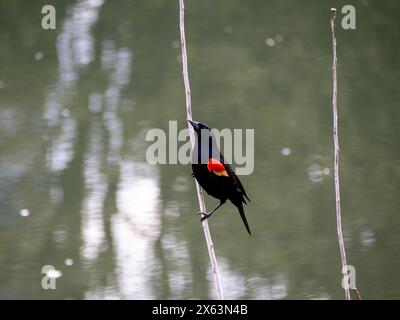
left=213, top=170, right=228, bottom=177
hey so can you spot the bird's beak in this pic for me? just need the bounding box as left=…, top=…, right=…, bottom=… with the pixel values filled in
left=187, top=119, right=199, bottom=130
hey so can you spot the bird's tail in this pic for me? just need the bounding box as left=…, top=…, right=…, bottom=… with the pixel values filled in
left=238, top=203, right=252, bottom=236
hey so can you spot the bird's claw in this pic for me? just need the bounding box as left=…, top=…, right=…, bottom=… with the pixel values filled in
left=199, top=213, right=210, bottom=222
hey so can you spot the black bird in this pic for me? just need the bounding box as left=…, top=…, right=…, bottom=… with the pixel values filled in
left=188, top=120, right=251, bottom=236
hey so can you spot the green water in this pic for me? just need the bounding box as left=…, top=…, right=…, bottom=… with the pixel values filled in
left=0, top=0, right=399, bottom=299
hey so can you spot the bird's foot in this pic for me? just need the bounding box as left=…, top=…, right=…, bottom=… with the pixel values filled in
left=197, top=212, right=211, bottom=222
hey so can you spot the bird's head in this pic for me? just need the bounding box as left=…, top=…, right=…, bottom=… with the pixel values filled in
left=188, top=119, right=220, bottom=162
left=187, top=119, right=210, bottom=133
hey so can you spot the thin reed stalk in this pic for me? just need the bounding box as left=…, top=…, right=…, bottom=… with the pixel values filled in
left=179, top=0, right=224, bottom=300
left=330, top=8, right=351, bottom=300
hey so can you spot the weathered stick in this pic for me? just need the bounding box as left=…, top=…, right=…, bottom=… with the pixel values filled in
left=179, top=0, right=224, bottom=300
left=330, top=8, right=351, bottom=300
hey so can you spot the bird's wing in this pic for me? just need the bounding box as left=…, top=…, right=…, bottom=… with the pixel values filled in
left=223, top=162, right=251, bottom=203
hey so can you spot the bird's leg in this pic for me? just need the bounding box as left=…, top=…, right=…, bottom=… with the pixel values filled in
left=198, top=200, right=225, bottom=222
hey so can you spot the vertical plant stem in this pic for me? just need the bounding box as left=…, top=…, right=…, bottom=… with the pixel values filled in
left=179, top=0, right=224, bottom=300
left=331, top=8, right=351, bottom=300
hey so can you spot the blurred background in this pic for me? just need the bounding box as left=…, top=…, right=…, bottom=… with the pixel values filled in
left=0, top=0, right=399, bottom=299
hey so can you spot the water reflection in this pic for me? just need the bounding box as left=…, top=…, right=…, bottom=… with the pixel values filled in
left=44, top=0, right=104, bottom=126
left=81, top=120, right=107, bottom=262
left=161, top=234, right=192, bottom=299
left=47, top=117, right=76, bottom=173
left=306, top=155, right=330, bottom=183
left=360, top=228, right=375, bottom=251
left=308, top=164, right=330, bottom=183
left=210, top=260, right=288, bottom=300
left=103, top=47, right=132, bottom=164
left=113, top=161, right=161, bottom=298
left=0, top=0, right=399, bottom=300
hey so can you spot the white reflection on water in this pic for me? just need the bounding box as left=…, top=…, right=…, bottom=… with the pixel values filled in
left=71, top=0, right=104, bottom=67
left=19, top=208, right=30, bottom=217
left=161, top=234, right=192, bottom=298
left=34, top=51, right=44, bottom=60
left=360, top=228, right=375, bottom=251
left=57, top=0, right=104, bottom=87
left=47, top=117, right=76, bottom=173
left=49, top=184, right=64, bottom=204
left=210, top=259, right=288, bottom=299
left=173, top=176, right=190, bottom=192
left=308, top=164, right=330, bottom=183
left=0, top=108, right=16, bottom=136
left=248, top=273, right=288, bottom=300
left=103, top=47, right=132, bottom=164
left=44, top=0, right=104, bottom=126
left=88, top=93, right=103, bottom=114
left=164, top=201, right=181, bottom=219
left=44, top=0, right=104, bottom=177
left=101, top=40, right=117, bottom=70
left=281, top=147, right=291, bottom=156
left=209, top=259, right=246, bottom=299
left=306, top=154, right=331, bottom=183
left=112, top=160, right=161, bottom=298
left=81, top=120, right=107, bottom=262
left=65, top=258, right=74, bottom=266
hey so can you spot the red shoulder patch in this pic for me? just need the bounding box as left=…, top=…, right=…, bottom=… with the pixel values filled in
left=207, top=158, right=228, bottom=177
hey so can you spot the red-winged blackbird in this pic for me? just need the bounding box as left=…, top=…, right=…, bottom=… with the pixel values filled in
left=188, top=120, right=251, bottom=236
